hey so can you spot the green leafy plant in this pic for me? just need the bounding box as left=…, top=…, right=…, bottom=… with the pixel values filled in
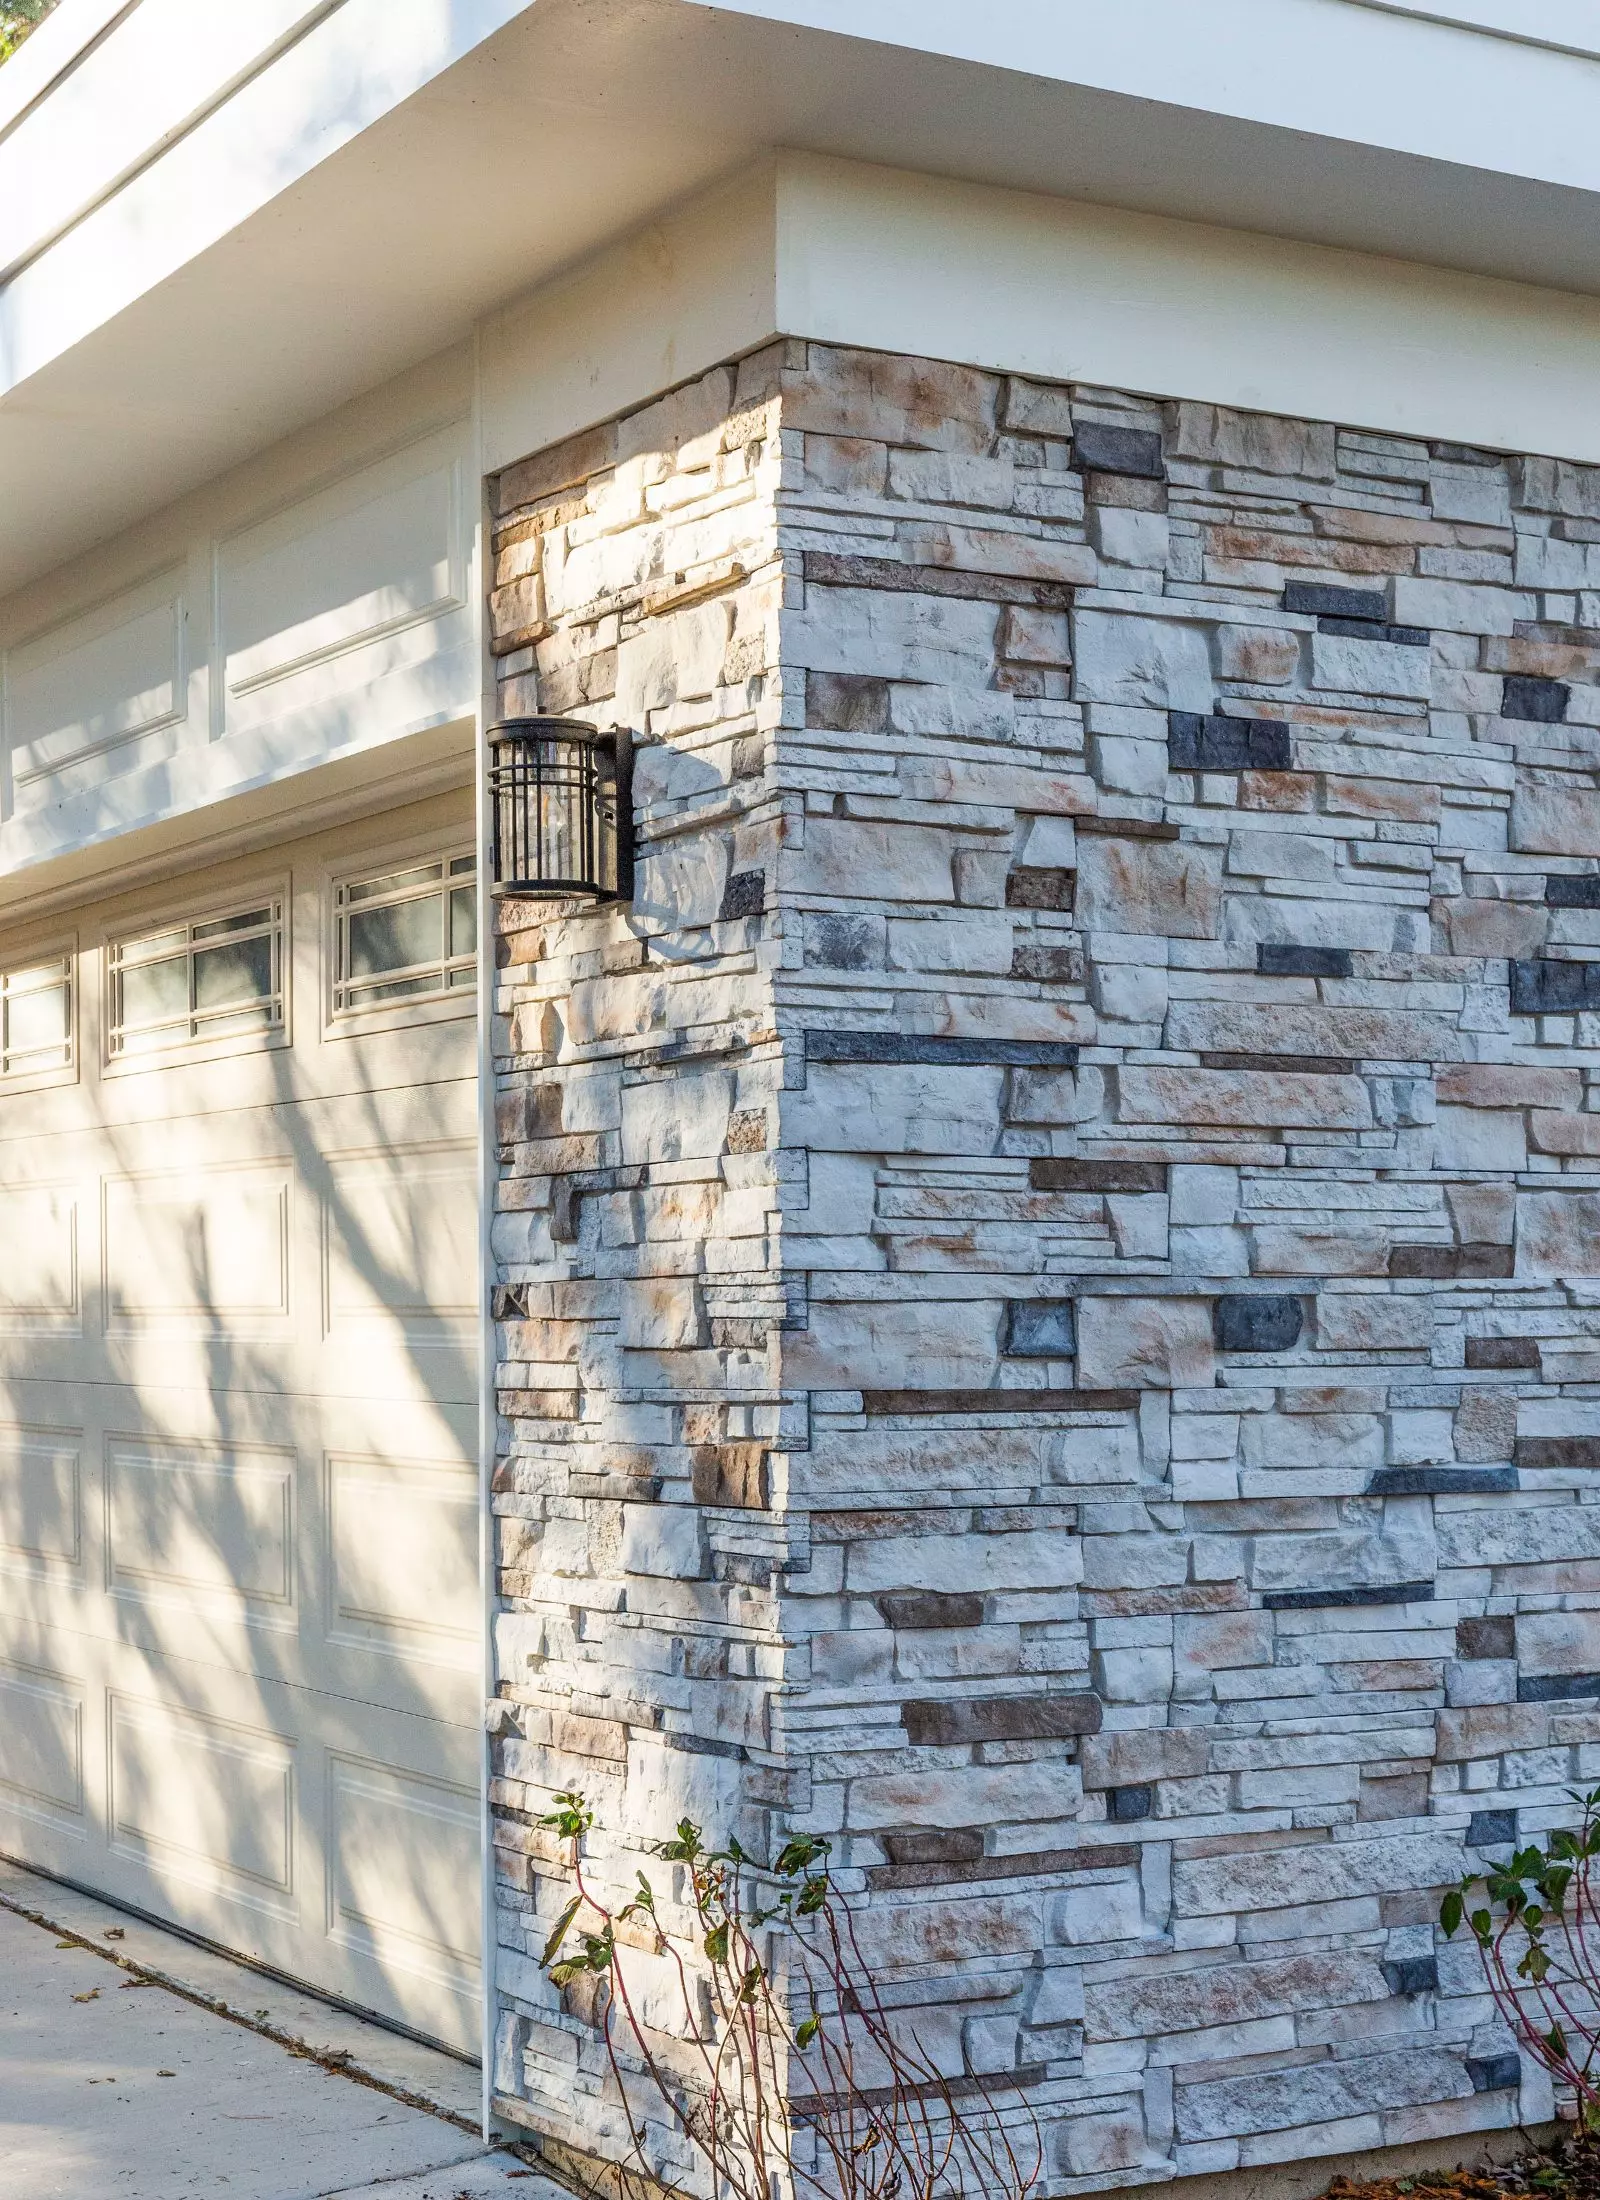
left=0, top=1, right=57, bottom=64
left=1441, top=1785, right=1600, bottom=2127
left=539, top=1792, right=1041, bottom=2200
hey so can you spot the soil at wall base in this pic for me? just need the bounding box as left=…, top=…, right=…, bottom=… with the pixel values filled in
left=1324, top=2143, right=1595, bottom=2200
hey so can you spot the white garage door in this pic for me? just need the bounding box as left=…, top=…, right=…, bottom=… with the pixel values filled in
left=0, top=792, right=483, bottom=2052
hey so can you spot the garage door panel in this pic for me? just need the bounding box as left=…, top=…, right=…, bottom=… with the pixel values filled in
left=104, top=1166, right=293, bottom=1329
left=323, top=1144, right=478, bottom=1332
left=0, top=1652, right=86, bottom=1827
left=326, top=1450, right=478, bottom=1672
left=326, top=1754, right=480, bottom=1991
left=106, top=1437, right=296, bottom=1621
left=108, top=1688, right=298, bottom=1908
left=0, top=1186, right=81, bottom=1328
left=0, top=1423, right=84, bottom=1578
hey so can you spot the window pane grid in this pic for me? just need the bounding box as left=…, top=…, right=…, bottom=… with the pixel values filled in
left=0, top=956, right=72, bottom=1076
left=108, top=902, right=283, bottom=1057
left=333, top=854, right=477, bottom=1017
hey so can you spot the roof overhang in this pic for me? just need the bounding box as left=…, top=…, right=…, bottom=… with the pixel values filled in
left=6, top=0, right=1600, bottom=601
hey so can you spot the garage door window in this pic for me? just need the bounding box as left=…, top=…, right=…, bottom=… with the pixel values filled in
left=332, top=854, right=476, bottom=1017
left=108, top=900, right=285, bottom=1058
left=1, top=953, right=72, bottom=1077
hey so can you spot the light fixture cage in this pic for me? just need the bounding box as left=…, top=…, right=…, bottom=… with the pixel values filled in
left=487, top=717, right=633, bottom=901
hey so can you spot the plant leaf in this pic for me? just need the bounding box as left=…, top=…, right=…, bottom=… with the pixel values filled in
left=542, top=1895, right=583, bottom=1968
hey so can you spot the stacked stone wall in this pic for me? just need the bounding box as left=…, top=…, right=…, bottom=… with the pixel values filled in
left=487, top=338, right=1600, bottom=2192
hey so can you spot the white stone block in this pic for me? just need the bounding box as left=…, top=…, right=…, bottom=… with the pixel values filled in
left=1072, top=608, right=1215, bottom=710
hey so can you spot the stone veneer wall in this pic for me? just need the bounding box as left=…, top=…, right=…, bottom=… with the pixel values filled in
left=486, top=338, right=1600, bottom=2193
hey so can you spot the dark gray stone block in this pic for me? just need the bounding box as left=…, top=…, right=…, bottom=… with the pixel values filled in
left=1503, top=675, right=1570, bottom=723
left=1382, top=1955, right=1439, bottom=1996
left=1214, top=1295, right=1304, bottom=1352
left=1006, top=866, right=1076, bottom=911
left=806, top=670, right=891, bottom=733
left=1509, top=958, right=1600, bottom=1014
left=1282, top=581, right=1389, bottom=620
left=1317, top=615, right=1430, bottom=647
left=1003, top=1300, right=1077, bottom=1357
left=1519, top=1672, right=1600, bottom=1702
left=719, top=870, right=765, bottom=920
left=876, top=1592, right=985, bottom=1631
left=806, top=1031, right=1080, bottom=1068
left=1368, top=1466, right=1518, bottom=1495
left=1108, top=1785, right=1154, bottom=1823
left=1263, top=1581, right=1435, bottom=1610
left=1467, top=2054, right=1522, bottom=2094
left=1546, top=873, right=1600, bottom=907
left=1465, top=1337, right=1540, bottom=1371
left=1466, top=1809, right=1517, bottom=1848
left=1257, top=944, right=1353, bottom=978
left=1169, top=711, right=1294, bottom=772
left=1073, top=421, right=1164, bottom=479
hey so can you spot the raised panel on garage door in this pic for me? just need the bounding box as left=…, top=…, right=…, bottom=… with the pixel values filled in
left=0, top=793, right=481, bottom=2050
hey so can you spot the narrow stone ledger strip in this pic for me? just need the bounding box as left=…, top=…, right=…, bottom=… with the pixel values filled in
left=804, top=1029, right=1080, bottom=1067
left=1262, top=1582, right=1437, bottom=1610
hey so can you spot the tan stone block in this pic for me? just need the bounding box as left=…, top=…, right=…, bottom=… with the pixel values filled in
left=1445, top=1183, right=1517, bottom=1245
left=906, top=524, right=1097, bottom=586
left=785, top=818, right=955, bottom=903
left=1314, top=1296, right=1433, bottom=1350
left=1214, top=625, right=1301, bottom=684
left=1077, top=1296, right=1216, bottom=1388
left=1077, top=838, right=1223, bottom=938
left=1315, top=507, right=1454, bottom=546
left=617, top=1279, right=706, bottom=1351
left=1324, top=775, right=1442, bottom=824
left=1079, top=1728, right=1213, bottom=1787
left=999, top=605, right=1072, bottom=666
left=496, top=418, right=618, bottom=512
left=805, top=434, right=888, bottom=496
left=1210, top=525, right=1408, bottom=576
left=1252, top=1228, right=1387, bottom=1276
left=1002, top=376, right=1075, bottom=438
left=1510, top=783, right=1600, bottom=856
left=1168, top=1003, right=1460, bottom=1062
left=1174, top=1610, right=1276, bottom=1676
left=1438, top=897, right=1549, bottom=958
left=1454, top=1389, right=1519, bottom=1464
left=1240, top=771, right=1316, bottom=811
left=1515, top=1190, right=1600, bottom=1277
left=1359, top=1773, right=1430, bottom=1820
left=788, top=344, right=1000, bottom=452
left=1434, top=1703, right=1549, bottom=1761
left=1168, top=401, right=1337, bottom=479
left=1484, top=634, right=1598, bottom=679
left=1116, top=1067, right=1372, bottom=1130
left=1436, top=1065, right=1582, bottom=1109
left=1530, top=1111, right=1600, bottom=1155
left=1518, top=1609, right=1600, bottom=1677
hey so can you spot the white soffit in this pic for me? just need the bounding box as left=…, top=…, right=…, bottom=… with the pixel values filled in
left=7, top=0, right=1600, bottom=602
left=774, top=155, right=1600, bottom=469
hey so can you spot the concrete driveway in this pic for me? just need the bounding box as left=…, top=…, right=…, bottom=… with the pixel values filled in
left=0, top=1862, right=563, bottom=2200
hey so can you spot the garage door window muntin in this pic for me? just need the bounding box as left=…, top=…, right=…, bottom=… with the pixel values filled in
left=331, top=851, right=477, bottom=1021
left=0, top=952, right=73, bottom=1081
left=108, top=895, right=286, bottom=1061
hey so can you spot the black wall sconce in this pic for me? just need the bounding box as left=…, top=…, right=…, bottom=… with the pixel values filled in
left=487, top=718, right=634, bottom=902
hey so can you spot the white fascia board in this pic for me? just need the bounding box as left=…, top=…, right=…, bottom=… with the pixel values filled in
left=0, top=0, right=530, bottom=396
left=772, top=152, right=1600, bottom=466
left=690, top=0, right=1600, bottom=200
